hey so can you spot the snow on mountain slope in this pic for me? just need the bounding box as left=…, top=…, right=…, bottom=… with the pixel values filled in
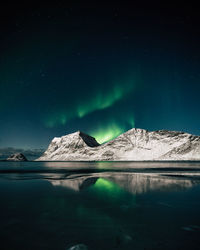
left=37, top=128, right=200, bottom=161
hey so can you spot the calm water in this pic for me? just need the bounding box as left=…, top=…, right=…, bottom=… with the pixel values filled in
left=0, top=161, right=200, bottom=250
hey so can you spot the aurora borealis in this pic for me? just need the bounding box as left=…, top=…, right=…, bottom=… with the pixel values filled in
left=0, top=2, right=200, bottom=151
left=44, top=76, right=136, bottom=129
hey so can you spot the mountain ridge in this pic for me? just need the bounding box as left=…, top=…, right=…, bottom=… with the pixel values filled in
left=37, top=128, right=200, bottom=161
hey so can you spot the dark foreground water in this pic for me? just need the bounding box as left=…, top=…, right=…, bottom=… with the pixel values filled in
left=0, top=161, right=200, bottom=250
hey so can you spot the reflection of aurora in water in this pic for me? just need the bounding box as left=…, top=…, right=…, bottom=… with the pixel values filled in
left=50, top=173, right=196, bottom=195
left=87, top=178, right=133, bottom=202
left=1, top=161, right=200, bottom=250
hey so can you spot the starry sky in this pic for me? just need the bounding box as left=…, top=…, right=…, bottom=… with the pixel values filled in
left=0, top=1, right=200, bottom=153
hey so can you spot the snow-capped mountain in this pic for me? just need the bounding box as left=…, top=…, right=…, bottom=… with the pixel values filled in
left=37, top=128, right=200, bottom=161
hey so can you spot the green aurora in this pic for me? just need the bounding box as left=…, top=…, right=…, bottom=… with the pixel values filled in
left=90, top=116, right=135, bottom=144
left=91, top=123, right=124, bottom=144
left=76, top=83, right=134, bottom=118
left=44, top=75, right=136, bottom=143
left=1, top=2, right=200, bottom=151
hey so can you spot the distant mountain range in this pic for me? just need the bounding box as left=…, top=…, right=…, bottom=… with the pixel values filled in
left=37, top=128, right=200, bottom=161
left=0, top=147, right=44, bottom=161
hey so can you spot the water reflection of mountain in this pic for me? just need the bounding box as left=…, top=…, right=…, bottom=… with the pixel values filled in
left=52, top=176, right=98, bottom=191
left=50, top=173, right=196, bottom=194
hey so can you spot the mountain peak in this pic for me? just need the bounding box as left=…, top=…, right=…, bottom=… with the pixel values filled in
left=51, top=131, right=99, bottom=147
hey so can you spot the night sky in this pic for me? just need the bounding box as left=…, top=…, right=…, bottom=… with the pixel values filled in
left=0, top=1, right=200, bottom=153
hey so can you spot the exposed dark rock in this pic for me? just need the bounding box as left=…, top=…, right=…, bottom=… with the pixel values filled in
left=7, top=153, right=28, bottom=161
left=79, top=131, right=100, bottom=147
